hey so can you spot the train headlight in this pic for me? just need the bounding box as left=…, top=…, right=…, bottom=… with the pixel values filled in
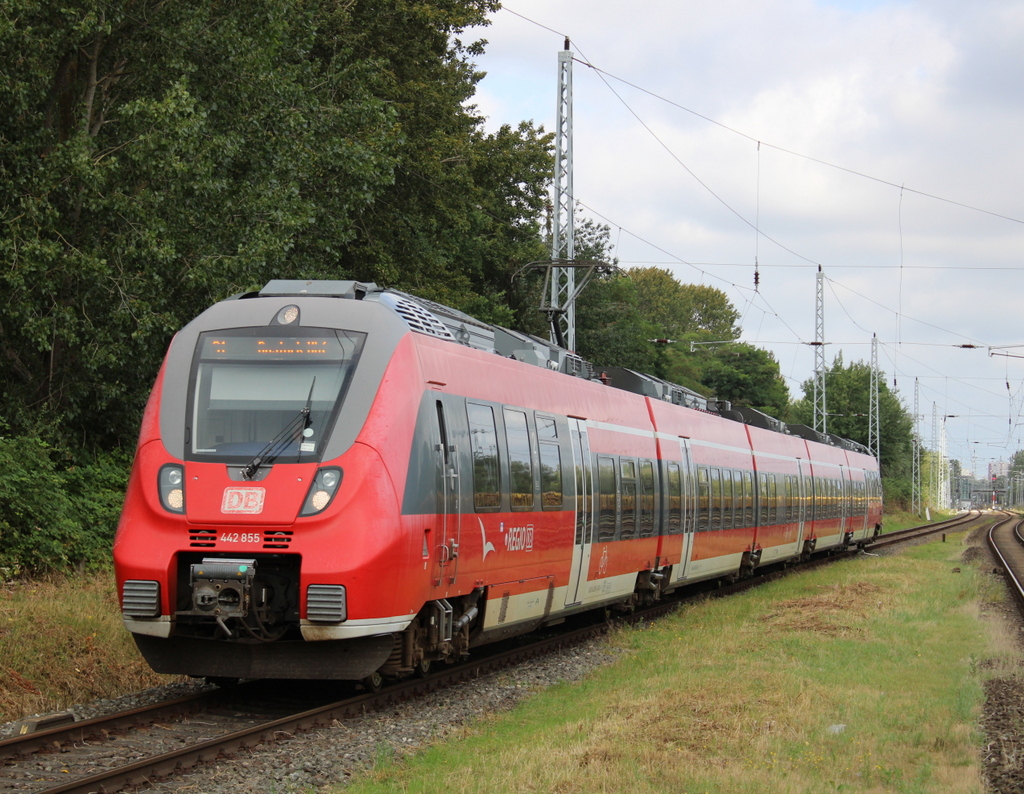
left=275, top=304, right=300, bottom=325
left=300, top=467, right=343, bottom=516
left=158, top=464, right=186, bottom=514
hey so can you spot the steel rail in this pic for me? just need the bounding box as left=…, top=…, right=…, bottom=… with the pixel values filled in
left=0, top=617, right=615, bottom=794
left=866, top=510, right=984, bottom=550
left=0, top=688, right=221, bottom=759
left=987, top=513, right=1024, bottom=613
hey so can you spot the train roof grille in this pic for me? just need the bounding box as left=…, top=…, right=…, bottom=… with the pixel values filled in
left=381, top=294, right=457, bottom=341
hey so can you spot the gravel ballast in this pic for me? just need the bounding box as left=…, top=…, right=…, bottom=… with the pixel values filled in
left=2, top=639, right=620, bottom=793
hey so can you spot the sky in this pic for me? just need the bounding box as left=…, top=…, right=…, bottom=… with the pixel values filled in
left=468, top=0, right=1024, bottom=481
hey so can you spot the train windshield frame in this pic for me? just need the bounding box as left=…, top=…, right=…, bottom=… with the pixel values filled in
left=185, top=327, right=367, bottom=464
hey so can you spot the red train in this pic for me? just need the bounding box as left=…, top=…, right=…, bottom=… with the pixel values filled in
left=114, top=280, right=882, bottom=683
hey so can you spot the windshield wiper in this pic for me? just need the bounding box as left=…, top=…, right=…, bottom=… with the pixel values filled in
left=241, top=378, right=316, bottom=480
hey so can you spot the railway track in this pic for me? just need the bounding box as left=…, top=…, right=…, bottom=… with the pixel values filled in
left=987, top=511, right=1024, bottom=612
left=867, top=509, right=985, bottom=550
left=0, top=614, right=615, bottom=794
left=2, top=512, right=989, bottom=794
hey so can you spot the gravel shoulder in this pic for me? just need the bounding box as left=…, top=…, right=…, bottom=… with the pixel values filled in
left=965, top=524, right=1024, bottom=794
left=2, top=640, right=622, bottom=793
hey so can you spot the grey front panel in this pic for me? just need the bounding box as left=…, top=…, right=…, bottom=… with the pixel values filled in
left=160, top=297, right=409, bottom=461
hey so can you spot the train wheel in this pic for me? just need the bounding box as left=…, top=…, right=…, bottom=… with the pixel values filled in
left=362, top=671, right=384, bottom=692
left=414, top=659, right=432, bottom=678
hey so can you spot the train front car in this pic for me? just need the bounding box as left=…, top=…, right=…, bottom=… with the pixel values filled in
left=114, top=281, right=425, bottom=681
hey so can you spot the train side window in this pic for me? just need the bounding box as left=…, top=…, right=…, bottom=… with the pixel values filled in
left=639, top=459, right=655, bottom=538
left=698, top=467, right=710, bottom=531
left=598, top=456, right=617, bottom=542
left=710, top=468, right=722, bottom=531
left=504, top=408, right=534, bottom=511
left=536, top=414, right=558, bottom=440
left=722, top=470, right=734, bottom=529
left=777, top=474, right=789, bottom=524
left=742, top=472, right=754, bottom=527
left=620, top=459, right=637, bottom=540
left=467, top=403, right=501, bottom=510
left=768, top=474, right=779, bottom=525
left=540, top=442, right=562, bottom=510
left=667, top=462, right=682, bottom=534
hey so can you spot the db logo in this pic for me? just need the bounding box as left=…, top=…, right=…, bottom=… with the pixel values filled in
left=221, top=487, right=266, bottom=515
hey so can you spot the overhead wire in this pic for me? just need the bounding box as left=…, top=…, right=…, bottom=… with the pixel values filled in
left=561, top=56, right=1024, bottom=227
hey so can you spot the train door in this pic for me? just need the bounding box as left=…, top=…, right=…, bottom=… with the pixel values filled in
left=859, top=472, right=869, bottom=535
left=565, top=418, right=594, bottom=606
left=669, top=438, right=697, bottom=584
left=433, top=398, right=461, bottom=587
left=795, top=459, right=808, bottom=550
left=839, top=464, right=849, bottom=537
left=677, top=438, right=696, bottom=580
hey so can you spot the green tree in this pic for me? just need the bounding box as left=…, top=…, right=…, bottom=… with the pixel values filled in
left=329, top=0, right=552, bottom=323
left=700, top=343, right=789, bottom=417
left=568, top=217, right=661, bottom=373
left=0, top=0, right=553, bottom=450
left=790, top=355, right=915, bottom=508
left=1, top=0, right=401, bottom=447
left=630, top=267, right=740, bottom=340
left=575, top=274, right=658, bottom=373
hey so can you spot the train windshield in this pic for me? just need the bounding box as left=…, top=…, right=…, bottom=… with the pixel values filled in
left=186, top=327, right=366, bottom=463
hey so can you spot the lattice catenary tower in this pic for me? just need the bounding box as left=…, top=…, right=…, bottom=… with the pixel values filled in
left=912, top=378, right=921, bottom=513
left=813, top=267, right=827, bottom=434
left=549, top=39, right=575, bottom=350
left=869, top=333, right=880, bottom=459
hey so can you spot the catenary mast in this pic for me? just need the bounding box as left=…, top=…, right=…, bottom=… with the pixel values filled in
left=813, top=266, right=827, bottom=434
left=549, top=38, right=576, bottom=350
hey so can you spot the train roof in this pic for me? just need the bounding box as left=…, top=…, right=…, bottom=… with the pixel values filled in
left=248, top=280, right=873, bottom=456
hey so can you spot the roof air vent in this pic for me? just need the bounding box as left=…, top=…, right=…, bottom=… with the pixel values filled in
left=380, top=294, right=456, bottom=341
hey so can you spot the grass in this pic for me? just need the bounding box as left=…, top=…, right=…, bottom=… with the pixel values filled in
left=0, top=572, right=181, bottom=722
left=344, top=532, right=1009, bottom=794
left=881, top=507, right=955, bottom=533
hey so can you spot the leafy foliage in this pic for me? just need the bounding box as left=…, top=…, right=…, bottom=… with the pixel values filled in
left=1, top=0, right=402, bottom=446
left=630, top=267, right=740, bottom=341
left=698, top=343, right=789, bottom=417
left=0, top=0, right=551, bottom=452
left=0, top=437, right=129, bottom=573
left=790, top=356, right=915, bottom=508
